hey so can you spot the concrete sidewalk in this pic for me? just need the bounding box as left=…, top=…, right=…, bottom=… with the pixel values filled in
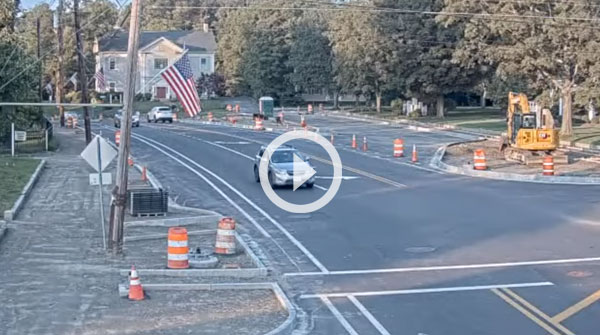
left=0, top=126, right=286, bottom=335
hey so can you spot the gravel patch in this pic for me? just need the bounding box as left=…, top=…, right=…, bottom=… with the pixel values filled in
left=444, top=139, right=600, bottom=177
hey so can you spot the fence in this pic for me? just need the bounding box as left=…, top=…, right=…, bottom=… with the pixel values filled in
left=0, top=118, right=54, bottom=155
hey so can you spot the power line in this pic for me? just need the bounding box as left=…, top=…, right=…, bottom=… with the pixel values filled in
left=146, top=3, right=600, bottom=22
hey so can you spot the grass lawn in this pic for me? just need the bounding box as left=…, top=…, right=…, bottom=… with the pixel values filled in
left=565, top=125, right=600, bottom=146
left=0, top=157, right=41, bottom=213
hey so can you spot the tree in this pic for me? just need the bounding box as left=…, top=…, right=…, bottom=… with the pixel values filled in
left=0, top=41, right=42, bottom=142
left=287, top=15, right=334, bottom=99
left=441, top=0, right=600, bottom=136
left=196, top=73, right=225, bottom=97
left=329, top=5, right=400, bottom=113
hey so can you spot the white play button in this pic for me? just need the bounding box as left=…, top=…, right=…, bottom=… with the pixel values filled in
left=292, top=153, right=316, bottom=191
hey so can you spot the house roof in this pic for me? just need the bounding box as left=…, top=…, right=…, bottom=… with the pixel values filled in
left=100, top=30, right=216, bottom=53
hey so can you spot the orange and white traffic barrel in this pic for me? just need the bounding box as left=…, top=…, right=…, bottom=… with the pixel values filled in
left=308, top=104, right=313, bottom=114
left=173, top=113, right=178, bottom=122
left=226, top=104, right=233, bottom=112
left=72, top=118, right=78, bottom=128
left=215, top=217, right=236, bottom=255
left=393, top=139, right=404, bottom=157
left=254, top=117, right=264, bottom=130
left=543, top=156, right=554, bottom=176
left=235, top=104, right=240, bottom=113
left=115, top=130, right=121, bottom=146
left=128, top=265, right=144, bottom=301
left=208, top=112, right=214, bottom=122
left=167, top=227, right=189, bottom=269
left=473, top=149, right=487, bottom=170
left=66, top=117, right=73, bottom=128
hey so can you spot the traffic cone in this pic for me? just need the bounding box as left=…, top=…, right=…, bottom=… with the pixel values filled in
left=330, top=133, right=334, bottom=145
left=362, top=136, right=368, bottom=152
left=128, top=156, right=134, bottom=166
left=141, top=166, right=148, bottom=182
left=351, top=134, right=357, bottom=149
left=128, top=265, right=144, bottom=301
left=412, top=144, right=418, bottom=163
left=301, top=115, right=307, bottom=128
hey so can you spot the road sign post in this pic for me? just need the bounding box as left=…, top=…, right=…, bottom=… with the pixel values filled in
left=96, top=137, right=106, bottom=249
left=11, top=123, right=14, bottom=157
left=81, top=136, right=117, bottom=250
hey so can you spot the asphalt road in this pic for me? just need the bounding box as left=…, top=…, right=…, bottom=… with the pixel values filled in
left=96, top=112, right=600, bottom=335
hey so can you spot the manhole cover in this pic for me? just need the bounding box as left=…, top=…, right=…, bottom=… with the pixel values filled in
left=405, top=246, right=436, bottom=254
left=567, top=271, right=593, bottom=278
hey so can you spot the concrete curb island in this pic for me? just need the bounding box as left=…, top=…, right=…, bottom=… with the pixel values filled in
left=3, top=159, right=46, bottom=221
left=430, top=144, right=600, bottom=185
left=117, top=282, right=297, bottom=335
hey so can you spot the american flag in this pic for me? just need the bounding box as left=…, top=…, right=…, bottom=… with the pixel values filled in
left=94, top=67, right=106, bottom=91
left=161, top=53, right=201, bottom=117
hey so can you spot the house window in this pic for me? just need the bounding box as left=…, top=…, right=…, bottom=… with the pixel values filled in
left=109, top=58, right=116, bottom=70
left=154, top=58, right=168, bottom=70
left=201, top=58, right=207, bottom=66
left=108, top=82, right=116, bottom=92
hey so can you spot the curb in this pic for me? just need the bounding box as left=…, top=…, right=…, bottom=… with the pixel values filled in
left=429, top=144, right=600, bottom=185
left=118, top=267, right=268, bottom=278
left=117, top=282, right=297, bottom=335
left=327, top=110, right=501, bottom=139
left=4, top=159, right=46, bottom=221
left=125, top=215, right=222, bottom=227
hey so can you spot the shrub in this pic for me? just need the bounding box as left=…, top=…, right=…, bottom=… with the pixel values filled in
left=408, top=109, right=421, bottom=119
left=391, top=99, right=404, bottom=113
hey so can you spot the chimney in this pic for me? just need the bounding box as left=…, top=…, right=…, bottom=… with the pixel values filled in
left=203, top=16, right=210, bottom=33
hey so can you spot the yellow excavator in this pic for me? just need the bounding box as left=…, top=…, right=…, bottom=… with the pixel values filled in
left=501, top=92, right=566, bottom=164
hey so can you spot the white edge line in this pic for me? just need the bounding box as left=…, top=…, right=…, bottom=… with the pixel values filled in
left=131, top=131, right=329, bottom=273
left=301, top=281, right=554, bottom=299
left=284, top=256, right=600, bottom=277
left=320, top=296, right=360, bottom=335
left=130, top=135, right=271, bottom=239
left=347, top=295, right=391, bottom=335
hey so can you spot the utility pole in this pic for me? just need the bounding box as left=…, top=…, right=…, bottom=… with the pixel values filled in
left=56, top=0, right=65, bottom=127
left=108, top=0, right=141, bottom=254
left=37, top=17, right=43, bottom=102
left=73, top=0, right=92, bottom=144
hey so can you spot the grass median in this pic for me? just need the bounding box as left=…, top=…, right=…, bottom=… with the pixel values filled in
left=0, top=157, right=41, bottom=213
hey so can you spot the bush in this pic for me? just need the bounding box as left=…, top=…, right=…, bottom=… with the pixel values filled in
left=391, top=99, right=404, bottom=113
left=144, top=93, right=152, bottom=101
left=591, top=116, right=600, bottom=125
left=408, top=109, right=421, bottom=119
left=444, top=98, right=457, bottom=112
left=135, top=93, right=144, bottom=101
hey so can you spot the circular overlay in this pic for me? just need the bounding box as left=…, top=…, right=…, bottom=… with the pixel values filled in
left=259, top=130, right=343, bottom=213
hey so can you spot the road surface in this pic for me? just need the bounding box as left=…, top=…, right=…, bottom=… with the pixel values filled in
left=96, top=112, right=600, bottom=335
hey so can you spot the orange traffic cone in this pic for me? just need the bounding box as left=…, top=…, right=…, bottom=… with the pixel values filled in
left=128, top=265, right=144, bottom=301
left=301, top=115, right=307, bottom=128
left=141, top=166, right=148, bottom=182
left=351, top=134, right=357, bottom=149
left=173, top=113, right=178, bottom=122
left=362, top=136, right=368, bottom=152
left=208, top=112, right=214, bottom=122
left=412, top=144, right=418, bottom=163
left=330, top=133, right=334, bottom=145
left=128, top=156, right=134, bottom=166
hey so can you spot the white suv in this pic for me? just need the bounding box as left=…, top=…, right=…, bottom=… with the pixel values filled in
left=147, top=106, right=174, bottom=123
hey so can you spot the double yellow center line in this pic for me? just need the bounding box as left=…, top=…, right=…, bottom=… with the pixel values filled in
left=492, top=288, right=574, bottom=335
left=310, top=156, right=408, bottom=189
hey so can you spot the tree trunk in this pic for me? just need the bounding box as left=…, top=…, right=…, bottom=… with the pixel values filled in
left=333, top=90, right=339, bottom=109
left=480, top=87, right=487, bottom=107
left=375, top=91, right=382, bottom=114
left=436, top=96, right=445, bottom=118
left=560, top=88, right=573, bottom=137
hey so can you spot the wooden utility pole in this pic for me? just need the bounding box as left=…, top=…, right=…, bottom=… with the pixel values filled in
left=73, top=0, right=92, bottom=144
left=56, top=0, right=65, bottom=127
left=108, top=0, right=141, bottom=254
left=37, top=17, right=43, bottom=101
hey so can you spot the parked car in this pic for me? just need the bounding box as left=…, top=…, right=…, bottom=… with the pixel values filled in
left=114, top=111, right=140, bottom=128
left=253, top=145, right=315, bottom=188
left=147, top=106, right=174, bottom=123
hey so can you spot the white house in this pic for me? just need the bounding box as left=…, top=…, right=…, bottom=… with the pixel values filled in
left=95, top=27, right=216, bottom=101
